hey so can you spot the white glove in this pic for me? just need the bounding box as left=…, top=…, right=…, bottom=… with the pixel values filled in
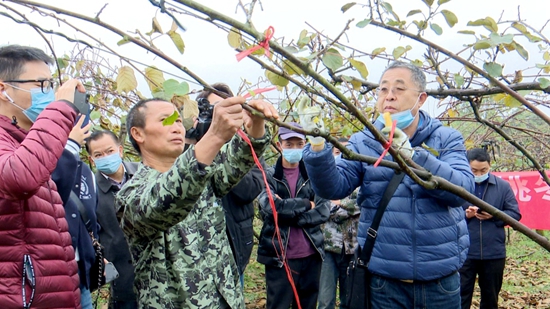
left=381, top=126, right=414, bottom=159
left=296, top=96, right=326, bottom=145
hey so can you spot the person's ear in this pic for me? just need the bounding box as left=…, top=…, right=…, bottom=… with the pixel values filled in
left=131, top=127, right=145, bottom=146
left=118, top=144, right=124, bottom=157
left=276, top=141, right=283, bottom=153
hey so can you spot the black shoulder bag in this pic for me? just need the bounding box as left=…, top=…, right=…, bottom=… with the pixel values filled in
left=69, top=191, right=106, bottom=292
left=345, top=171, right=405, bottom=309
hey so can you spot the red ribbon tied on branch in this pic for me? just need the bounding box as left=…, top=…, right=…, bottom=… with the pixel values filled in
left=374, top=120, right=397, bottom=168
left=236, top=26, right=275, bottom=62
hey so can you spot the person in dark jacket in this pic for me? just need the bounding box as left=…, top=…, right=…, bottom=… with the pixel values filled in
left=53, top=115, right=99, bottom=309
left=85, top=130, right=138, bottom=309
left=192, top=83, right=266, bottom=286
left=257, top=122, right=330, bottom=309
left=460, top=148, right=521, bottom=309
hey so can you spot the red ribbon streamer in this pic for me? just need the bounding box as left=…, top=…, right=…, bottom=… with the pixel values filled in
left=236, top=26, right=275, bottom=62
left=374, top=120, right=397, bottom=167
left=237, top=129, right=302, bottom=309
left=241, top=86, right=277, bottom=99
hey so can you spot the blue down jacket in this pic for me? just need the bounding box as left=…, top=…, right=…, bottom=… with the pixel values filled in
left=303, top=111, right=474, bottom=281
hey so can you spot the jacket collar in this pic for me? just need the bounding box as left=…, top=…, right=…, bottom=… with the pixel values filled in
left=0, top=114, right=27, bottom=143
left=487, top=173, right=497, bottom=185
left=273, top=155, right=309, bottom=182
left=96, top=161, right=138, bottom=193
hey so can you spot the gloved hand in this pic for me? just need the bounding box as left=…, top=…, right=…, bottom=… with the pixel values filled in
left=381, top=126, right=415, bottom=159
left=296, top=96, right=326, bottom=145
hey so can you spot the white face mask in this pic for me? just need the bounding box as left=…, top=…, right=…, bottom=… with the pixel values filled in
left=474, top=172, right=489, bottom=183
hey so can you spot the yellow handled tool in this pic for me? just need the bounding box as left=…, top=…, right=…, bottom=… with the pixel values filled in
left=383, top=112, right=392, bottom=128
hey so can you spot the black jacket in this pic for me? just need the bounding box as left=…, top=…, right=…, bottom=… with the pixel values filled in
left=464, top=173, right=521, bottom=260
left=96, top=161, right=138, bottom=302
left=257, top=157, right=330, bottom=267
left=52, top=148, right=99, bottom=288
left=221, top=162, right=264, bottom=275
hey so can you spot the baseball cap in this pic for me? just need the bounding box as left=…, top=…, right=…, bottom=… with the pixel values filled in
left=278, top=122, right=305, bottom=140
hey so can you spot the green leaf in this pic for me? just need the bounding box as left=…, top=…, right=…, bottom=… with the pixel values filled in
left=227, top=27, right=242, bottom=49
left=168, top=31, right=185, bottom=54
left=458, top=30, right=476, bottom=35
left=322, top=48, right=343, bottom=71
left=539, top=77, right=550, bottom=89
left=489, top=32, right=514, bottom=45
left=525, top=33, right=542, bottom=43
left=116, top=66, right=138, bottom=94
left=341, top=2, right=356, bottom=13
left=90, top=110, right=101, bottom=121
left=430, top=23, right=443, bottom=35
left=544, top=51, right=550, bottom=61
left=411, top=59, right=423, bottom=67
left=413, top=20, right=427, bottom=31
left=349, top=58, right=369, bottom=79
left=437, top=0, right=451, bottom=4
left=342, top=125, right=354, bottom=137
left=282, top=59, right=304, bottom=76
left=473, top=40, right=492, bottom=50
left=392, top=46, right=411, bottom=60
left=371, top=47, right=386, bottom=59
left=514, top=42, right=529, bottom=61
left=483, top=62, right=503, bottom=77
left=407, top=9, right=422, bottom=17
left=265, top=70, right=289, bottom=87
left=144, top=66, right=165, bottom=92
left=356, top=19, right=371, bottom=28
left=467, top=17, right=498, bottom=32
left=163, top=79, right=189, bottom=98
left=162, top=111, right=180, bottom=126
left=422, top=0, right=434, bottom=7
left=152, top=17, right=163, bottom=34
left=503, top=94, right=521, bottom=108
left=454, top=74, right=464, bottom=88
left=511, top=22, right=528, bottom=34
left=441, top=10, right=458, bottom=27
left=117, top=36, right=131, bottom=46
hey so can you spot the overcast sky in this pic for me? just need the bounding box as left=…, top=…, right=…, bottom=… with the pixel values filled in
left=1, top=0, right=548, bottom=116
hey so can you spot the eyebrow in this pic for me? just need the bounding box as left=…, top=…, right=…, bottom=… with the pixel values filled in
left=379, top=79, right=406, bottom=85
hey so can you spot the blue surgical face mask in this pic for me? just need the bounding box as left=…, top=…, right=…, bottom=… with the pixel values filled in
left=474, top=172, right=489, bottom=183
left=4, top=86, right=55, bottom=123
left=94, top=153, right=123, bottom=175
left=282, top=148, right=303, bottom=164
left=334, top=153, right=342, bottom=161
left=376, top=95, right=421, bottom=130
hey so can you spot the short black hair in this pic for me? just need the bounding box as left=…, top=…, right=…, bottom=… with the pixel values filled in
left=0, top=45, right=53, bottom=81
left=467, top=148, right=491, bottom=163
left=85, top=130, right=120, bottom=154
left=196, top=83, right=234, bottom=101
left=127, top=97, right=169, bottom=155
left=337, top=137, right=349, bottom=143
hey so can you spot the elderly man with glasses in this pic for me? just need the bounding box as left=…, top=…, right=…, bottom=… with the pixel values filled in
left=303, top=61, right=474, bottom=309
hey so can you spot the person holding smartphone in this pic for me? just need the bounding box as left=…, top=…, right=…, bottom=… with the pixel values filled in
left=460, top=148, right=522, bottom=309
left=0, top=44, right=83, bottom=308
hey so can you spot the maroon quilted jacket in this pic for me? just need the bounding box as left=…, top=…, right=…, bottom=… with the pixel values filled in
left=0, top=101, right=81, bottom=309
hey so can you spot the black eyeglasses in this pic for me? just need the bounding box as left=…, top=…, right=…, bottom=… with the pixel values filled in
left=3, top=79, right=55, bottom=94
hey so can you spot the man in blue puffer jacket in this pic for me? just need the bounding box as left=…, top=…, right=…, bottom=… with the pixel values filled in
left=303, top=61, right=474, bottom=309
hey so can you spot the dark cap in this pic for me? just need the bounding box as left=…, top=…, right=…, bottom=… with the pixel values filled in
left=278, top=122, right=305, bottom=140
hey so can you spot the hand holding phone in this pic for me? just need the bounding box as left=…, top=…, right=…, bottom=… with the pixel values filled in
left=104, top=262, right=119, bottom=283
left=73, top=90, right=90, bottom=127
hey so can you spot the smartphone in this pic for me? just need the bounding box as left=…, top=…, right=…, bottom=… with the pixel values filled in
left=104, top=262, right=119, bottom=283
left=477, top=207, right=484, bottom=214
left=73, top=91, right=90, bottom=127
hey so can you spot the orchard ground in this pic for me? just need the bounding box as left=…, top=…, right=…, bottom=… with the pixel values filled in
left=92, top=221, right=550, bottom=309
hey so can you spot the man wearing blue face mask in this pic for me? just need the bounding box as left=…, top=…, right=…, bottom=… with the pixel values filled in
left=257, top=122, right=330, bottom=309
left=85, top=130, right=138, bottom=309
left=460, top=148, right=521, bottom=309
left=303, top=61, right=475, bottom=309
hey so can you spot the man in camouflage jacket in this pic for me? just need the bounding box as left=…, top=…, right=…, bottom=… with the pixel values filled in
left=116, top=97, right=277, bottom=308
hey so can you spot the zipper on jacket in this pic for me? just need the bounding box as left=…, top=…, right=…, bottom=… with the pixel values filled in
left=479, top=221, right=483, bottom=260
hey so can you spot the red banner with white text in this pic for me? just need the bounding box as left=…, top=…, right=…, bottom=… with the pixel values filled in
left=492, top=171, right=550, bottom=230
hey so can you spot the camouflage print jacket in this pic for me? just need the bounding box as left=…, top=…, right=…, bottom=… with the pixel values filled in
left=117, top=132, right=271, bottom=309
left=322, top=190, right=360, bottom=255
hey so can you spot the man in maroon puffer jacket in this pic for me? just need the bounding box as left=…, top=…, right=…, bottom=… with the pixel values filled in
left=0, top=44, right=85, bottom=309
